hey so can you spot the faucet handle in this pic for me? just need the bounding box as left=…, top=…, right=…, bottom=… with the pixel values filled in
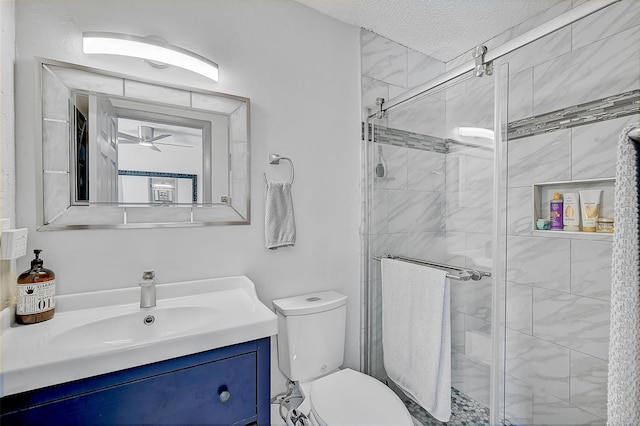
left=142, top=270, right=155, bottom=280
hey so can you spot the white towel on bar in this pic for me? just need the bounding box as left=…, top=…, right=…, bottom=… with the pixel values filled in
left=381, top=258, right=451, bottom=422
left=607, top=123, right=640, bottom=424
left=264, top=181, right=296, bottom=250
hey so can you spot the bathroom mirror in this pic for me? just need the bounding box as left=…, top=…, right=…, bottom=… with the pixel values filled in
left=36, top=58, right=250, bottom=230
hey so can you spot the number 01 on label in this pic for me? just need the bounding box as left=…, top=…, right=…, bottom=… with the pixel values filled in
left=17, top=280, right=56, bottom=315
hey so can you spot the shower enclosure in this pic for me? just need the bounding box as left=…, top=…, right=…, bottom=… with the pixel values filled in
left=364, top=64, right=506, bottom=424
left=361, top=1, right=636, bottom=424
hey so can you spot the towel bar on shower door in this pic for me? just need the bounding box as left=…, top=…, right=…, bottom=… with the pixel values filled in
left=372, top=253, right=491, bottom=281
left=263, top=154, right=294, bottom=184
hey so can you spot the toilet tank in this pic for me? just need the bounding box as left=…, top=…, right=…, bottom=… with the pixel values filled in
left=272, top=291, right=347, bottom=382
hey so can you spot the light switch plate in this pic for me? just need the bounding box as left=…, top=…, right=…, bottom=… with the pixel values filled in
left=1, top=228, right=28, bottom=259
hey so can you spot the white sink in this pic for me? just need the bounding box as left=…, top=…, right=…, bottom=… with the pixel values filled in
left=52, top=306, right=220, bottom=348
left=0, top=276, right=277, bottom=397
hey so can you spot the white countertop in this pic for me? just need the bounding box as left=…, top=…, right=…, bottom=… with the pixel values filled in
left=0, top=275, right=278, bottom=397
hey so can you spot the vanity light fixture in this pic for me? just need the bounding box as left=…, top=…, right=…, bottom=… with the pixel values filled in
left=82, top=32, right=219, bottom=82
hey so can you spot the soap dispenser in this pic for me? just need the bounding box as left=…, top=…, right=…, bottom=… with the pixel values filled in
left=16, top=249, right=56, bottom=324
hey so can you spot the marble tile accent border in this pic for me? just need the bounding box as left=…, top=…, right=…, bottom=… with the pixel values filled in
left=369, top=91, right=639, bottom=154
left=508, top=89, right=640, bottom=140
left=367, top=91, right=638, bottom=164
left=373, top=125, right=448, bottom=154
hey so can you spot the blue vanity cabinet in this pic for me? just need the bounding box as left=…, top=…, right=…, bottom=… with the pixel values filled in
left=1, top=338, right=270, bottom=425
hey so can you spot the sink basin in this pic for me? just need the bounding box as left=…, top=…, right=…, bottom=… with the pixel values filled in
left=0, top=276, right=277, bottom=397
left=53, top=306, right=220, bottom=348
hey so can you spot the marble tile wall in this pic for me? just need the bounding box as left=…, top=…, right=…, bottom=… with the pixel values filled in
left=368, top=139, right=448, bottom=380
left=495, top=1, right=640, bottom=423
left=361, top=29, right=447, bottom=382
left=361, top=1, right=640, bottom=423
left=502, top=116, right=634, bottom=423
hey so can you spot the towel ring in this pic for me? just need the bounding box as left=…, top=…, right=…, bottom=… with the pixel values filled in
left=263, top=154, right=294, bottom=184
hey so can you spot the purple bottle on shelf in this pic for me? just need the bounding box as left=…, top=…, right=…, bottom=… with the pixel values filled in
left=550, top=192, right=563, bottom=230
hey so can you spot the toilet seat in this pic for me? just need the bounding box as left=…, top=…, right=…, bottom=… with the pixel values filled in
left=309, top=369, right=413, bottom=426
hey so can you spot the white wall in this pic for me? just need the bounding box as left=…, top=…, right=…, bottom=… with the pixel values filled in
left=13, top=0, right=361, bottom=393
left=0, top=0, right=16, bottom=310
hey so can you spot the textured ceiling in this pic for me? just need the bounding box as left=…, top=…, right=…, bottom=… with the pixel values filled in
left=295, top=0, right=563, bottom=62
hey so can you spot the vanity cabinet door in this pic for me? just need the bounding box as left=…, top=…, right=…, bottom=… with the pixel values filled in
left=2, top=352, right=257, bottom=425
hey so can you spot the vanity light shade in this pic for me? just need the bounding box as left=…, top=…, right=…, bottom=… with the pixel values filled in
left=82, top=32, right=219, bottom=82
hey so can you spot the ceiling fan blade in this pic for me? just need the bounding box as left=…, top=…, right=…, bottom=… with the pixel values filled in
left=117, top=138, right=140, bottom=144
left=154, top=141, right=194, bottom=148
left=148, top=134, right=171, bottom=142
left=117, top=132, right=139, bottom=141
left=149, top=144, right=162, bottom=152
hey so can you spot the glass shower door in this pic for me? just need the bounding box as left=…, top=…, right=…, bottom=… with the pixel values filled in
left=365, top=67, right=502, bottom=425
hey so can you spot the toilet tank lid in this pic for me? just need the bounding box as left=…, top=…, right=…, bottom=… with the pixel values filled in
left=272, top=291, right=347, bottom=316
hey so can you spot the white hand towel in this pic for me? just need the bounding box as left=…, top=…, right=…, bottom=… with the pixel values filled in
left=381, top=258, right=451, bottom=422
left=607, top=123, right=640, bottom=424
left=264, top=181, right=296, bottom=250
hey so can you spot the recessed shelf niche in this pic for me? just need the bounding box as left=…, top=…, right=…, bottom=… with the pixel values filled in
left=532, top=177, right=615, bottom=239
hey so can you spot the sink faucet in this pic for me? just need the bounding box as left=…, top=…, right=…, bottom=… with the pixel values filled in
left=139, top=270, right=156, bottom=308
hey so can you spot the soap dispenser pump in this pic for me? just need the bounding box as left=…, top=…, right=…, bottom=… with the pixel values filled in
left=16, top=249, right=56, bottom=324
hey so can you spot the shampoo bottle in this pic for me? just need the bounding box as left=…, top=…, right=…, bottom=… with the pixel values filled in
left=563, top=193, right=580, bottom=231
left=550, top=192, right=563, bottom=230
left=579, top=190, right=601, bottom=232
left=16, top=249, right=56, bottom=324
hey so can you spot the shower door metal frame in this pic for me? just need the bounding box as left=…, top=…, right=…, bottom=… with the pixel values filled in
left=490, top=61, right=510, bottom=425
left=376, top=0, right=618, bottom=115
left=361, top=106, right=373, bottom=375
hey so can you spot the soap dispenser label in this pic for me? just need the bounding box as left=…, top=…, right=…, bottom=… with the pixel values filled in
left=17, top=280, right=56, bottom=315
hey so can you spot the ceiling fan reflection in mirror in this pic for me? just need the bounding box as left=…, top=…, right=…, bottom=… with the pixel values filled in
left=117, top=125, right=193, bottom=152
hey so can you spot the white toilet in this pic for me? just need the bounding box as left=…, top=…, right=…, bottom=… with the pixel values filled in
left=272, top=291, right=414, bottom=426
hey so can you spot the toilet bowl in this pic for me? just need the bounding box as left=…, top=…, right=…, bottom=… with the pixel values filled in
left=272, top=291, right=413, bottom=426
left=308, top=368, right=413, bottom=426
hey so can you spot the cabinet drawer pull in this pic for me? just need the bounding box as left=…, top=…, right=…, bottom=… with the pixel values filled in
left=218, top=386, right=231, bottom=403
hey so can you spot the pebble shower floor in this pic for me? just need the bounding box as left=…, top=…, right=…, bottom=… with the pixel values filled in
left=405, top=387, right=491, bottom=426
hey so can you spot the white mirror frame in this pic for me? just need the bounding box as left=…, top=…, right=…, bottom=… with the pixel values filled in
left=35, top=58, right=251, bottom=230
